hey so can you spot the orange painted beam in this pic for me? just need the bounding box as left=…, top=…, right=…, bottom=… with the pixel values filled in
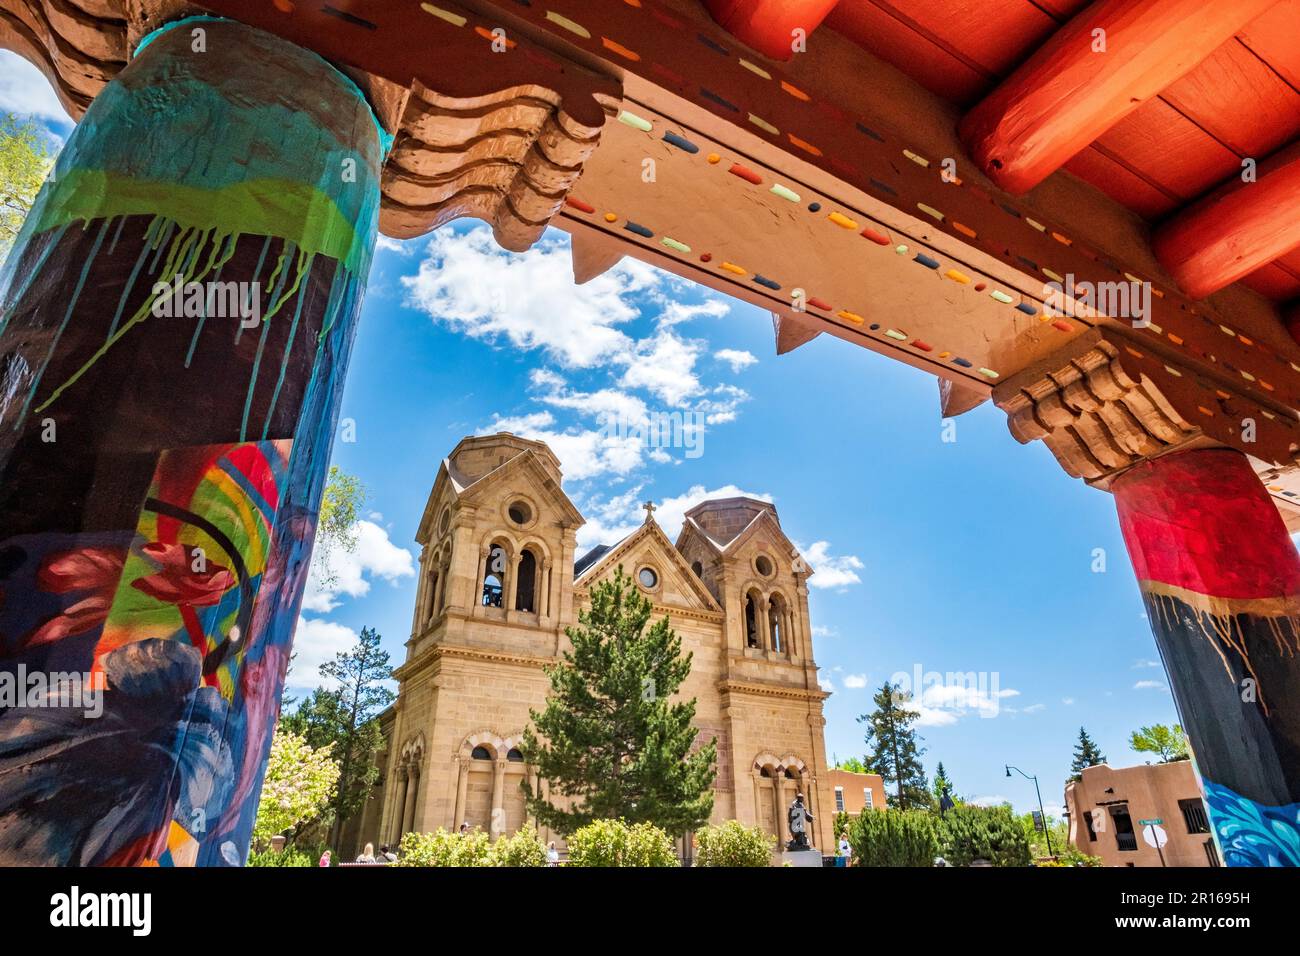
left=1154, top=142, right=1300, bottom=300
left=959, top=0, right=1278, bottom=195
left=702, top=0, right=840, bottom=61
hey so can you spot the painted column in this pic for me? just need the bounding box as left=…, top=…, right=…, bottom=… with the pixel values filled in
left=1114, top=447, right=1300, bottom=866
left=0, top=17, right=386, bottom=866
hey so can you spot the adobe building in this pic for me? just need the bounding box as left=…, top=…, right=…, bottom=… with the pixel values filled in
left=357, top=433, right=835, bottom=853
left=827, top=768, right=888, bottom=820
left=1064, top=762, right=1219, bottom=867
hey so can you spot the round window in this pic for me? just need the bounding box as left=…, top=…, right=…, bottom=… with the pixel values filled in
left=638, top=567, right=659, bottom=590
left=507, top=500, right=533, bottom=526
left=438, top=509, right=451, bottom=536
left=755, top=555, right=774, bottom=577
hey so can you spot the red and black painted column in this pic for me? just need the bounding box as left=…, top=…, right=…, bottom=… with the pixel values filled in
left=1114, top=447, right=1300, bottom=866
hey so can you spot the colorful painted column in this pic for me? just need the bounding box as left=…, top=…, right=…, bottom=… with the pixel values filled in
left=1114, top=447, right=1300, bottom=866
left=0, top=16, right=386, bottom=865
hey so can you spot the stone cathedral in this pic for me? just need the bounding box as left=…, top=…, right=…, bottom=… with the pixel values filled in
left=356, top=433, right=834, bottom=853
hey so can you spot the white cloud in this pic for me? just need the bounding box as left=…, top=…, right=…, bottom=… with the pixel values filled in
left=375, top=235, right=414, bottom=256
left=1134, top=680, right=1167, bottom=691
left=968, top=795, right=1010, bottom=808
left=1062, top=697, right=1075, bottom=705
left=1022, top=703, right=1046, bottom=714
left=1133, top=659, right=1161, bottom=669
left=0, top=51, right=72, bottom=127
left=812, top=625, right=838, bottom=639
left=402, top=226, right=654, bottom=368
left=797, top=540, right=864, bottom=590
left=843, top=673, right=868, bottom=689
left=287, top=617, right=358, bottom=691
left=619, top=328, right=705, bottom=404
left=902, top=680, right=1020, bottom=726
left=481, top=410, right=645, bottom=483
left=302, top=519, right=416, bottom=613
left=819, top=675, right=835, bottom=692
left=715, top=348, right=758, bottom=372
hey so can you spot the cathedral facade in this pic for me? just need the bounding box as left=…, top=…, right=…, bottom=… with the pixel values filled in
left=360, top=433, right=834, bottom=853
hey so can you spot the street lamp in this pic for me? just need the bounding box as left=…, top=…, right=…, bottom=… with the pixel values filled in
left=1006, top=764, right=1054, bottom=856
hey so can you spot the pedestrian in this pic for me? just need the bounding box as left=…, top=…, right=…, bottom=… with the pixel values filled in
left=546, top=841, right=560, bottom=866
left=379, top=843, right=397, bottom=863
left=355, top=842, right=376, bottom=864
left=318, top=849, right=332, bottom=867
left=837, top=832, right=852, bottom=865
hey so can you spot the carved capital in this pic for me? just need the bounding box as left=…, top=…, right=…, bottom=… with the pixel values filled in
left=993, top=329, right=1200, bottom=483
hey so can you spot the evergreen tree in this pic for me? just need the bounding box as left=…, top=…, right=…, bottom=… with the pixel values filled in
left=932, top=761, right=957, bottom=811
left=521, top=567, right=717, bottom=835
left=858, top=682, right=929, bottom=811
left=282, top=626, right=394, bottom=849
left=1070, top=726, right=1107, bottom=780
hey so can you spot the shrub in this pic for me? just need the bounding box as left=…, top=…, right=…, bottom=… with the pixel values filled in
left=488, top=828, right=549, bottom=867
left=392, top=828, right=548, bottom=867
left=937, top=804, right=1031, bottom=867
left=566, top=819, right=679, bottom=867
left=847, top=809, right=938, bottom=867
left=394, top=828, right=492, bottom=867
left=247, top=847, right=315, bottom=867
left=694, top=821, right=775, bottom=867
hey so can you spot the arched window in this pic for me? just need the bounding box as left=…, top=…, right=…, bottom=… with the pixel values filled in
left=744, top=592, right=760, bottom=649
left=506, top=748, right=524, bottom=762
left=516, top=548, right=538, bottom=612
left=691, top=560, right=703, bottom=578
left=769, top=594, right=786, bottom=654
left=482, top=544, right=506, bottom=607
left=426, top=567, right=440, bottom=622
left=471, top=745, right=493, bottom=760
left=759, top=767, right=772, bottom=778
left=784, top=767, right=797, bottom=779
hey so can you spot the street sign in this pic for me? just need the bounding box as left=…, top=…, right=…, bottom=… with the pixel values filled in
left=1142, top=824, right=1169, bottom=849
left=1138, top=818, right=1162, bottom=825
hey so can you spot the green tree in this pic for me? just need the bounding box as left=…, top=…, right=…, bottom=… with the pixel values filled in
left=1017, top=810, right=1071, bottom=862
left=932, top=761, right=958, bottom=810
left=846, top=809, right=938, bottom=867
left=314, top=466, right=366, bottom=587
left=858, top=681, right=929, bottom=810
left=1070, top=726, right=1107, bottom=780
left=521, top=567, right=717, bottom=836
left=834, top=755, right=868, bottom=773
left=282, top=626, right=394, bottom=850
left=251, top=727, right=340, bottom=848
left=1129, top=723, right=1190, bottom=763
left=937, top=804, right=1031, bottom=867
left=0, top=113, right=53, bottom=258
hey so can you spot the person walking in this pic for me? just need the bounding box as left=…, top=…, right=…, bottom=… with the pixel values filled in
left=355, top=842, right=377, bottom=863
left=318, top=850, right=332, bottom=867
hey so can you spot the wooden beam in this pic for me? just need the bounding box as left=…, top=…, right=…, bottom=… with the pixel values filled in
left=959, top=0, right=1278, bottom=194
left=702, top=0, right=840, bottom=61
left=1153, top=141, right=1300, bottom=300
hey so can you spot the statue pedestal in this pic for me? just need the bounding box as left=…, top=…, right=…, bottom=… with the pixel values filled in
left=779, top=849, right=823, bottom=868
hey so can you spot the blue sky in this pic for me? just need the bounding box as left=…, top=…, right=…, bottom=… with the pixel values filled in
left=4, top=52, right=1184, bottom=819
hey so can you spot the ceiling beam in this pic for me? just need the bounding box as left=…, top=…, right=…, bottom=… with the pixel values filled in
left=1153, top=141, right=1300, bottom=300
left=702, top=0, right=840, bottom=61
left=959, top=0, right=1278, bottom=194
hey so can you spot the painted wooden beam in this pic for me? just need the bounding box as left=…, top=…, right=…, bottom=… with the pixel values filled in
left=959, top=0, right=1278, bottom=194
left=702, top=0, right=840, bottom=61
left=1153, top=141, right=1300, bottom=299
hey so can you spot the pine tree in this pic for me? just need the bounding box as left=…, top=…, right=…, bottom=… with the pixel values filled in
left=932, top=761, right=957, bottom=810
left=1070, top=726, right=1107, bottom=780
left=521, top=567, right=717, bottom=835
left=282, top=626, right=394, bottom=850
left=858, top=681, right=929, bottom=811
